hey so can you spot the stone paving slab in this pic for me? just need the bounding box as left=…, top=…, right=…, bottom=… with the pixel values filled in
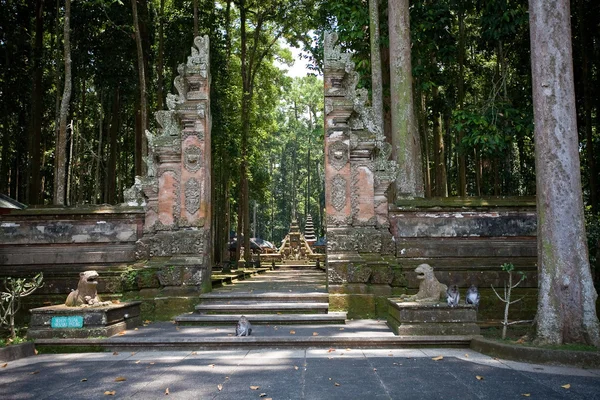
left=1, top=348, right=598, bottom=399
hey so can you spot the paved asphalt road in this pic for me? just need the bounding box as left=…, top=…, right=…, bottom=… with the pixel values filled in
left=1, top=348, right=598, bottom=399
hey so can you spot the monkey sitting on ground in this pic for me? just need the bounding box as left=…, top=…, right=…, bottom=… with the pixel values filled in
left=465, top=285, right=480, bottom=308
left=446, top=285, right=460, bottom=307
left=235, top=315, right=252, bottom=336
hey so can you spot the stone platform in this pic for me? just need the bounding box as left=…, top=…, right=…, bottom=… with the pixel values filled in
left=387, top=299, right=480, bottom=336
left=27, top=302, right=142, bottom=339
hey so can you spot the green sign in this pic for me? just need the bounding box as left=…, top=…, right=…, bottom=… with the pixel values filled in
left=51, top=316, right=84, bottom=329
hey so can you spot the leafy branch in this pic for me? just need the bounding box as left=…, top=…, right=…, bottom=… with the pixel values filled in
left=491, top=263, right=529, bottom=339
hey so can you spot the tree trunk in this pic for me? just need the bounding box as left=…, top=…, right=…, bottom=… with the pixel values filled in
left=475, top=149, right=482, bottom=196
left=53, top=0, right=71, bottom=206
left=106, top=88, right=120, bottom=204
left=529, top=0, right=600, bottom=346
left=131, top=0, right=147, bottom=176
left=388, top=0, right=424, bottom=198
left=418, top=90, right=431, bottom=198
left=369, top=0, right=383, bottom=132
left=456, top=3, right=467, bottom=196
left=28, top=0, right=44, bottom=205
left=156, top=0, right=165, bottom=111
left=193, top=0, right=199, bottom=38
left=432, top=86, right=447, bottom=197
left=94, top=92, right=104, bottom=204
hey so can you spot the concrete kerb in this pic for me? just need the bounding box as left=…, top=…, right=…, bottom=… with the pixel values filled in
left=25, top=334, right=600, bottom=371
left=471, top=337, right=600, bottom=369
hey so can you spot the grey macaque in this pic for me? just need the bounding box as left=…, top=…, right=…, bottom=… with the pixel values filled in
left=465, top=285, right=480, bottom=308
left=235, top=315, right=252, bottom=336
left=446, top=285, right=460, bottom=307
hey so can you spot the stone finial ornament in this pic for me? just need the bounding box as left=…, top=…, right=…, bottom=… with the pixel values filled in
left=400, top=263, right=448, bottom=303
left=65, top=270, right=111, bottom=307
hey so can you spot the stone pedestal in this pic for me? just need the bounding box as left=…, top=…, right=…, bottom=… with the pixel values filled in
left=27, top=302, right=141, bottom=339
left=387, top=299, right=480, bottom=336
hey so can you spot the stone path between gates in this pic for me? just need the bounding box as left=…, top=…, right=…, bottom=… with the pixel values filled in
left=1, top=348, right=599, bottom=399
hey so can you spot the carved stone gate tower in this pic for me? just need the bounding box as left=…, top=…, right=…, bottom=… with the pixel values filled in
left=132, top=36, right=212, bottom=292
left=323, top=33, right=398, bottom=290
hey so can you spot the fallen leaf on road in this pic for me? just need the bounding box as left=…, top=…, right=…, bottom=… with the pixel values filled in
left=30, top=371, right=39, bottom=375
left=134, top=328, right=138, bottom=331
left=115, top=377, right=127, bottom=382
left=34, top=349, right=38, bottom=355
left=81, top=378, right=87, bottom=382
left=312, top=332, right=318, bottom=336
left=250, top=386, right=260, bottom=390
left=522, top=394, right=530, bottom=397
left=294, top=366, right=299, bottom=370
left=217, top=384, right=223, bottom=391
left=290, top=330, right=296, bottom=335
left=135, top=360, right=141, bottom=364
left=464, top=354, right=469, bottom=358
left=431, top=356, right=444, bottom=361
left=260, top=393, right=267, bottom=397
left=113, top=352, right=119, bottom=356
left=192, top=351, right=197, bottom=355
left=339, top=328, right=344, bottom=331
left=1, top=363, right=7, bottom=368
left=328, top=348, right=335, bottom=353
left=149, top=362, right=155, bottom=365
left=346, top=348, right=351, bottom=352
left=118, top=332, right=126, bottom=336
left=475, top=376, right=484, bottom=381
left=144, top=320, right=151, bottom=324
left=334, top=382, right=340, bottom=386
left=104, top=391, right=116, bottom=396
left=208, top=364, right=215, bottom=368
left=373, top=368, right=377, bottom=371
left=165, top=388, right=169, bottom=395
left=562, top=384, right=571, bottom=389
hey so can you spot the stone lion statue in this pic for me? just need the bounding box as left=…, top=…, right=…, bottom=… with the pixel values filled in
left=65, top=270, right=111, bottom=307
left=400, top=263, right=447, bottom=303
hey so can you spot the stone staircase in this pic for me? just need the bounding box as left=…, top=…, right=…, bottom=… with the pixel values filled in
left=174, top=263, right=347, bottom=326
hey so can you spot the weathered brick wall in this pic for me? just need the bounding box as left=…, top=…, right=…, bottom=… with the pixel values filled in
left=390, top=197, right=538, bottom=321
left=0, top=206, right=146, bottom=302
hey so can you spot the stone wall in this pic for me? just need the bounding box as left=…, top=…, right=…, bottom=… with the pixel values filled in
left=329, top=197, right=538, bottom=321
left=0, top=206, right=148, bottom=309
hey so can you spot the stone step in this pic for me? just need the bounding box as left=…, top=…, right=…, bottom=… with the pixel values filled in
left=175, top=312, right=347, bottom=325
left=194, top=302, right=329, bottom=314
left=198, top=292, right=329, bottom=303
left=35, top=335, right=474, bottom=352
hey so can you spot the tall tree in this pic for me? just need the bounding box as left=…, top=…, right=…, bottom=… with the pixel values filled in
left=54, top=0, right=72, bottom=205
left=529, top=0, right=600, bottom=346
left=28, top=0, right=45, bottom=205
left=131, top=0, right=147, bottom=176
left=388, top=0, right=424, bottom=198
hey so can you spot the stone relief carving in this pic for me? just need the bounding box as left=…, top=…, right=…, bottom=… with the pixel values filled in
left=155, top=110, right=180, bottom=137
left=326, top=214, right=353, bottom=227
left=174, top=68, right=187, bottom=102
left=123, top=176, right=146, bottom=207
left=184, top=145, right=203, bottom=173
left=331, top=174, right=347, bottom=212
left=328, top=141, right=348, bottom=171
left=197, top=103, right=206, bottom=119
left=185, top=178, right=201, bottom=215
left=324, top=32, right=353, bottom=72
left=187, top=35, right=209, bottom=78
